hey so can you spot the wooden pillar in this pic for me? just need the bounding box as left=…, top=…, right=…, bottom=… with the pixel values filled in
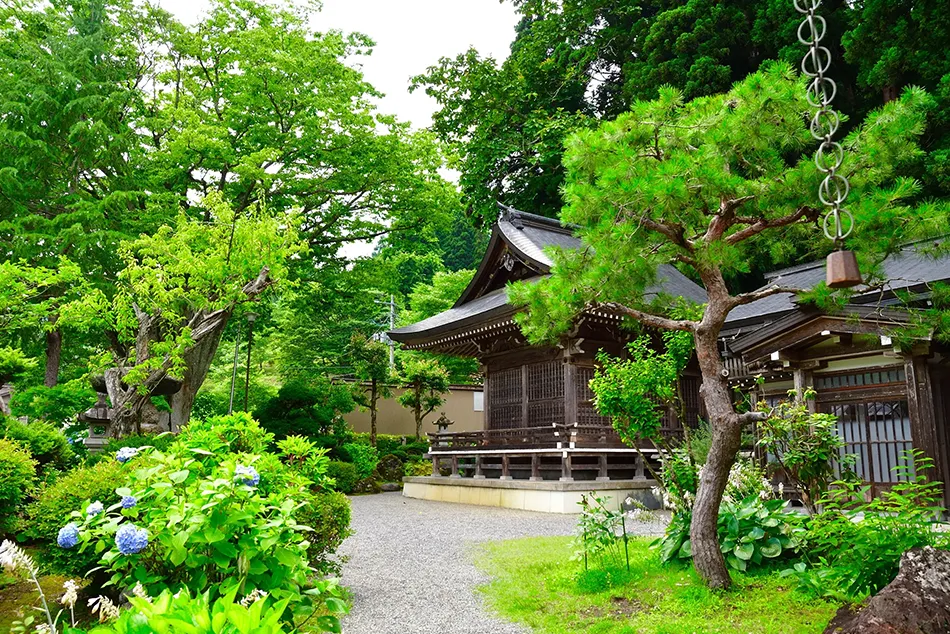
left=521, top=365, right=529, bottom=429
left=450, top=455, right=460, bottom=478
left=530, top=454, right=541, bottom=481
left=431, top=455, right=441, bottom=477
left=904, top=354, right=942, bottom=484
left=481, top=364, right=491, bottom=431
left=596, top=454, right=609, bottom=482
left=500, top=454, right=512, bottom=480
left=560, top=452, right=573, bottom=482
left=473, top=455, right=485, bottom=479
left=564, top=358, right=577, bottom=427
left=634, top=452, right=646, bottom=480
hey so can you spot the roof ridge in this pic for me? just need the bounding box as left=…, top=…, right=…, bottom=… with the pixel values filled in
left=496, top=201, right=576, bottom=235
left=764, top=236, right=950, bottom=280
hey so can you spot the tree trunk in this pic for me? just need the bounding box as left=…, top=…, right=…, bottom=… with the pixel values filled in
left=169, top=317, right=230, bottom=431
left=414, top=384, right=423, bottom=439
left=369, top=380, right=378, bottom=447
left=44, top=327, right=62, bottom=388
left=689, top=324, right=742, bottom=589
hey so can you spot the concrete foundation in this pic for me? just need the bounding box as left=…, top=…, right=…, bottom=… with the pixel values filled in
left=402, top=476, right=659, bottom=514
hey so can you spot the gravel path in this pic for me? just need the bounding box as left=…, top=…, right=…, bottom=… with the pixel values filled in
left=338, top=492, right=666, bottom=634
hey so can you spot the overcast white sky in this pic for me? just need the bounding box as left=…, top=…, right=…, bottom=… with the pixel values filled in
left=157, top=0, right=520, bottom=129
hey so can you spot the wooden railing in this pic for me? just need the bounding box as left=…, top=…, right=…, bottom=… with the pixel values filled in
left=427, top=424, right=684, bottom=454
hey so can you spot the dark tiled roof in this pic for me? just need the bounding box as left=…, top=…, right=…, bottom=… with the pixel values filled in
left=726, top=245, right=950, bottom=327
left=390, top=205, right=707, bottom=344
left=389, top=287, right=511, bottom=340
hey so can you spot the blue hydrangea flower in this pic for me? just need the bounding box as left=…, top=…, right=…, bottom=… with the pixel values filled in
left=234, top=465, right=260, bottom=487
left=116, top=447, right=139, bottom=463
left=86, top=501, right=104, bottom=517
left=121, top=496, right=137, bottom=509
left=57, top=523, right=80, bottom=549
left=115, top=524, right=148, bottom=555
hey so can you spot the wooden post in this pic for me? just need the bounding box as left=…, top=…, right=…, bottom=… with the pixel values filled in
left=564, top=358, right=577, bottom=427
left=792, top=366, right=816, bottom=414
left=500, top=454, right=512, bottom=480
left=450, top=455, right=460, bottom=478
left=530, top=454, right=541, bottom=481
left=473, top=455, right=485, bottom=479
left=560, top=452, right=574, bottom=482
left=596, top=454, right=609, bottom=482
left=634, top=452, right=646, bottom=480
left=431, top=455, right=440, bottom=477
left=904, top=355, right=942, bottom=484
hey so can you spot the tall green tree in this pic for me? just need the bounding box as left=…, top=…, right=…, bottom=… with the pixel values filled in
left=348, top=333, right=392, bottom=447
left=398, top=357, right=450, bottom=440
left=511, top=65, right=943, bottom=588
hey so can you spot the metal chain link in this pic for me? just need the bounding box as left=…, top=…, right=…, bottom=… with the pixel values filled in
left=795, top=0, right=853, bottom=243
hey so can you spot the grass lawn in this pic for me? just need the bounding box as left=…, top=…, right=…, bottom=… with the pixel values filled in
left=474, top=536, right=843, bottom=634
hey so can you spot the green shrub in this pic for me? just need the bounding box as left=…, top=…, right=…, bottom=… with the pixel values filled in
left=790, top=451, right=950, bottom=599
left=1, top=418, right=75, bottom=473
left=377, top=454, right=404, bottom=482
left=659, top=495, right=798, bottom=571
left=339, top=442, right=379, bottom=480
left=275, top=435, right=332, bottom=489
left=21, top=459, right=124, bottom=575
left=353, top=474, right=382, bottom=494
left=326, top=461, right=358, bottom=494
left=297, top=491, right=352, bottom=574
left=69, top=441, right=317, bottom=611
left=179, top=411, right=273, bottom=454
left=101, top=433, right=176, bottom=454
left=404, top=460, right=432, bottom=477
left=254, top=378, right=355, bottom=439
left=0, top=438, right=36, bottom=535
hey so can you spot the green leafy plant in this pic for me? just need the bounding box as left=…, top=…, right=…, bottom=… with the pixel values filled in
left=574, top=493, right=640, bottom=572
left=660, top=495, right=798, bottom=572
left=20, top=460, right=124, bottom=575
left=339, top=443, right=379, bottom=481
left=788, top=450, right=949, bottom=599
left=758, top=393, right=854, bottom=512
left=0, top=438, right=36, bottom=534
left=179, top=412, right=274, bottom=455
left=276, top=435, right=333, bottom=489
left=1, top=418, right=76, bottom=474
left=397, top=356, right=450, bottom=439
left=403, top=461, right=432, bottom=478
left=326, top=462, right=358, bottom=494
left=295, top=491, right=352, bottom=576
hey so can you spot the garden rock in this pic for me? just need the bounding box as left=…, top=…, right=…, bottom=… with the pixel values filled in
left=823, top=546, right=950, bottom=634
left=377, top=453, right=404, bottom=482
left=380, top=482, right=401, bottom=492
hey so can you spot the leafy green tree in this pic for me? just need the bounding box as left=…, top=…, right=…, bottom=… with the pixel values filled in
left=348, top=333, right=392, bottom=447
left=398, top=357, right=450, bottom=440
left=255, top=377, right=356, bottom=440
left=510, top=65, right=942, bottom=588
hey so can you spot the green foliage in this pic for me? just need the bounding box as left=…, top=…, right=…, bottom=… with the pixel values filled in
left=397, top=357, right=450, bottom=438
left=81, top=585, right=347, bottom=634
left=325, top=462, right=358, bottom=495
left=295, top=491, right=352, bottom=576
left=8, top=380, right=97, bottom=426
left=758, top=395, right=854, bottom=512
left=20, top=460, right=125, bottom=575
left=0, top=347, right=35, bottom=385
left=658, top=447, right=699, bottom=514
left=339, top=443, right=379, bottom=481
left=0, top=418, right=75, bottom=473
left=180, top=413, right=274, bottom=456
left=254, top=378, right=355, bottom=440
left=403, top=461, right=432, bottom=478
left=377, top=454, right=405, bottom=483
left=661, top=496, right=798, bottom=572
left=101, top=434, right=176, bottom=456
left=0, top=438, right=36, bottom=534
left=789, top=451, right=949, bottom=599
left=590, top=330, right=693, bottom=445
left=574, top=494, right=637, bottom=571
left=72, top=448, right=313, bottom=608
left=274, top=435, right=332, bottom=489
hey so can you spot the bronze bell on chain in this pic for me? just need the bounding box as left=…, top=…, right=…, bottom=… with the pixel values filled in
left=826, top=249, right=862, bottom=289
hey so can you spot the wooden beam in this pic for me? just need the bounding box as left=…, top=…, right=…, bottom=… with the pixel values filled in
left=904, top=356, right=942, bottom=485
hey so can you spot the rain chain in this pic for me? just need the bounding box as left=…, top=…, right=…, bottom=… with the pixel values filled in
left=795, top=0, right=862, bottom=287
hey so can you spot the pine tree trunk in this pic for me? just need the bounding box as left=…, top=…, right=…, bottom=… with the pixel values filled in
left=369, top=380, right=378, bottom=447
left=44, top=327, right=62, bottom=388
left=689, top=323, right=742, bottom=589
left=169, top=319, right=229, bottom=431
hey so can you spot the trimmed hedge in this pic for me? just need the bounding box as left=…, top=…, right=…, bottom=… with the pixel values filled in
left=326, top=461, right=358, bottom=494
left=297, top=491, right=352, bottom=575
left=20, top=459, right=125, bottom=575
left=0, top=438, right=36, bottom=535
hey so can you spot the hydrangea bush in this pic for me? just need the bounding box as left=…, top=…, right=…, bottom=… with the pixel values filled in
left=55, top=414, right=345, bottom=623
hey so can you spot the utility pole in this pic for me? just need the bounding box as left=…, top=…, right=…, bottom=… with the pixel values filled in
left=228, top=323, right=242, bottom=414
left=244, top=313, right=258, bottom=412
left=388, top=293, right=395, bottom=369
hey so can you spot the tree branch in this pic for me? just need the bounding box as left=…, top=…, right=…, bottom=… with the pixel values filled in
left=725, top=205, right=819, bottom=245
left=595, top=302, right=697, bottom=332
left=730, top=285, right=803, bottom=308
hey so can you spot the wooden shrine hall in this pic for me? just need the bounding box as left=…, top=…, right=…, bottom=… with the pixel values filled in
left=389, top=205, right=707, bottom=511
